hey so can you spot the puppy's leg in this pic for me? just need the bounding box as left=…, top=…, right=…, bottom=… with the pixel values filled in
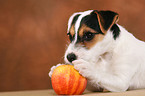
left=86, top=80, right=104, bottom=92
left=73, top=59, right=133, bottom=92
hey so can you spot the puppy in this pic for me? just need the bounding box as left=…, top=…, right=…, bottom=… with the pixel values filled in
left=49, top=10, right=145, bottom=92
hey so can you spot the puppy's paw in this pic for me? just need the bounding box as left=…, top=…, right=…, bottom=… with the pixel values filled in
left=73, top=59, right=95, bottom=79
left=48, top=64, right=63, bottom=78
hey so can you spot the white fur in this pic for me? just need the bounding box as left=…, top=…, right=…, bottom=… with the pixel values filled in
left=67, top=12, right=83, bottom=33
left=49, top=11, right=145, bottom=92
left=74, top=10, right=93, bottom=43
left=64, top=12, right=145, bottom=92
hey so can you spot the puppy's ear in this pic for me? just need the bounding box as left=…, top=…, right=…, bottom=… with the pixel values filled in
left=94, top=10, right=119, bottom=33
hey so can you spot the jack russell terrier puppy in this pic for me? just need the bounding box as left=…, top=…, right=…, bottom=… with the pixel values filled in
left=49, top=10, right=145, bottom=92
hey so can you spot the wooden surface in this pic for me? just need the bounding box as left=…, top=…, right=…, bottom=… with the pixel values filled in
left=0, top=0, right=145, bottom=91
left=0, top=89, right=145, bottom=96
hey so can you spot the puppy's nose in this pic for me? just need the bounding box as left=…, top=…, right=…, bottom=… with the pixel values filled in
left=67, top=53, right=77, bottom=63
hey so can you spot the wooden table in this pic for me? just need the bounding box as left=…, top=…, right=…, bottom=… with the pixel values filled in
left=0, top=89, right=145, bottom=96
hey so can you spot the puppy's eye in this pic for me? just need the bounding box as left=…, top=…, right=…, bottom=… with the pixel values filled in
left=67, top=32, right=73, bottom=42
left=83, top=32, right=96, bottom=41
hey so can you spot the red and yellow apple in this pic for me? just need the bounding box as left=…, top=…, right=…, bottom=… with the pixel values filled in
left=51, top=64, right=87, bottom=95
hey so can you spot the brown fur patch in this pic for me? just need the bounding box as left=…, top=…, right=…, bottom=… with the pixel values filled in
left=79, top=24, right=97, bottom=37
left=84, top=34, right=104, bottom=49
left=78, top=24, right=105, bottom=49
left=69, top=25, right=75, bottom=37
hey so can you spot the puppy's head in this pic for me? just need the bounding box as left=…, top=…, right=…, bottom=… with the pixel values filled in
left=64, top=10, right=120, bottom=64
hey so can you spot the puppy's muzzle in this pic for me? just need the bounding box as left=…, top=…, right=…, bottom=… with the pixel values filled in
left=67, top=53, right=77, bottom=63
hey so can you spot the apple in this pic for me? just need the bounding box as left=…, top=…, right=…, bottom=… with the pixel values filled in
left=51, top=64, right=87, bottom=95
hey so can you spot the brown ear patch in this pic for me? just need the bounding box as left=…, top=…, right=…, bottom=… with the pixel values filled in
left=95, top=13, right=106, bottom=34
left=94, top=10, right=119, bottom=34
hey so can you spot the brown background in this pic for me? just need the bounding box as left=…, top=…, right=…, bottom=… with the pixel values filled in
left=0, top=0, right=145, bottom=92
